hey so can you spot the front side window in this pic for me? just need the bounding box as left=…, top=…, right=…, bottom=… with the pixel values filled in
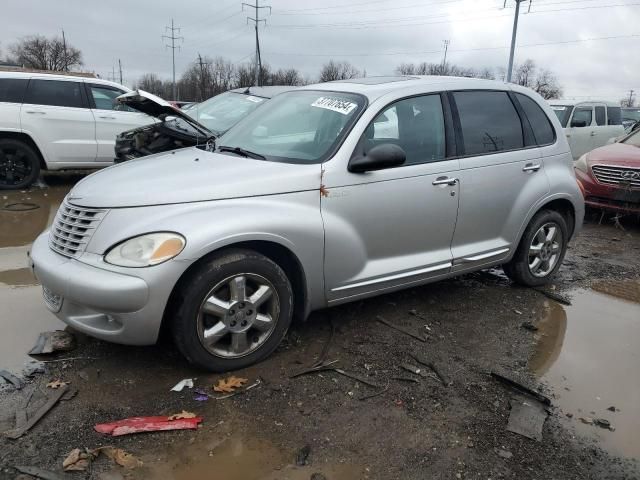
left=189, top=92, right=268, bottom=135
left=571, top=107, right=593, bottom=127
left=89, top=85, right=128, bottom=111
left=515, top=93, right=555, bottom=146
left=24, top=79, right=84, bottom=108
left=217, top=90, right=365, bottom=164
left=361, top=94, right=445, bottom=165
left=595, top=106, right=606, bottom=126
left=453, top=91, right=523, bottom=155
left=0, top=78, right=28, bottom=103
left=551, top=105, right=573, bottom=127
left=607, top=106, right=622, bottom=126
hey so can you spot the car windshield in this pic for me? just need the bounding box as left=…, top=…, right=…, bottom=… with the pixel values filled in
left=216, top=90, right=366, bottom=164
left=188, top=92, right=268, bottom=135
left=550, top=105, right=573, bottom=127
left=623, top=109, right=640, bottom=123
left=622, top=129, right=640, bottom=147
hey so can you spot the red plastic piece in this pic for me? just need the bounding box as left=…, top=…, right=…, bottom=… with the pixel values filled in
left=94, top=416, right=202, bottom=436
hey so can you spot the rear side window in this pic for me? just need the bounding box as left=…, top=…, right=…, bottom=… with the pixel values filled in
left=0, top=78, right=28, bottom=103
left=24, top=79, right=85, bottom=108
left=453, top=91, right=523, bottom=155
left=595, top=106, right=606, bottom=126
left=571, top=107, right=592, bottom=127
left=607, top=106, right=622, bottom=126
left=515, top=93, right=555, bottom=146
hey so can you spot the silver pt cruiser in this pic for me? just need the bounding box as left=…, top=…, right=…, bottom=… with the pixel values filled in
left=31, top=76, right=584, bottom=371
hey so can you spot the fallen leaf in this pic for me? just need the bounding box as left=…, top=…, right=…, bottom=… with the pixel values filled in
left=46, top=379, right=69, bottom=389
left=168, top=410, right=197, bottom=421
left=99, top=447, right=143, bottom=469
left=213, top=376, right=248, bottom=393
left=63, top=448, right=94, bottom=471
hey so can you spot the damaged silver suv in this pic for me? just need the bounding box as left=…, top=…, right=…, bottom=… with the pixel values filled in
left=31, top=76, right=584, bottom=371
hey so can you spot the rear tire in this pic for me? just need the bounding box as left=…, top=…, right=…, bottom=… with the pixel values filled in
left=0, top=139, right=41, bottom=190
left=503, top=209, right=568, bottom=287
left=171, top=249, right=293, bottom=371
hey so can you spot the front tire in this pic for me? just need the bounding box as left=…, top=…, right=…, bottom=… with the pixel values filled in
left=503, top=210, right=568, bottom=287
left=172, top=249, right=293, bottom=371
left=0, top=139, right=41, bottom=190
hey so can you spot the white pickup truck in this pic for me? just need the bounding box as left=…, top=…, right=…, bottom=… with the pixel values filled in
left=0, top=71, right=152, bottom=189
left=549, top=100, right=625, bottom=160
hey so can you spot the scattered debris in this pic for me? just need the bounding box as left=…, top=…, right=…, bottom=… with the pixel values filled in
left=295, top=444, right=311, bottom=466
left=62, top=448, right=92, bottom=471
left=496, top=448, right=513, bottom=459
left=170, top=378, right=194, bottom=392
left=13, top=466, right=65, bottom=480
left=579, top=417, right=594, bottom=425
left=94, top=415, right=203, bottom=436
left=0, top=369, right=23, bottom=389
left=401, top=364, right=439, bottom=382
left=392, top=377, right=420, bottom=383
left=214, top=378, right=262, bottom=400
left=490, top=371, right=551, bottom=406
left=514, top=309, right=523, bottom=315
left=410, top=353, right=450, bottom=386
left=532, top=287, right=572, bottom=306
left=312, top=318, right=335, bottom=368
left=311, top=473, right=328, bottom=480
left=358, top=385, right=389, bottom=401
left=168, top=410, right=197, bottom=421
left=213, top=376, right=248, bottom=393
left=521, top=321, right=539, bottom=332
left=63, top=447, right=142, bottom=471
left=46, top=379, right=69, bottom=390
left=290, top=360, right=339, bottom=378
left=607, top=406, right=618, bottom=412
left=193, top=389, right=210, bottom=401
left=4, top=384, right=69, bottom=439
left=28, top=331, right=75, bottom=355
left=376, top=316, right=427, bottom=343
left=507, top=395, right=549, bottom=441
left=290, top=360, right=385, bottom=399
left=100, top=447, right=143, bottom=469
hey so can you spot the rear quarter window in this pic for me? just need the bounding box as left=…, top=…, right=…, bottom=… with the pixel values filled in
left=0, top=78, right=28, bottom=103
left=24, top=79, right=85, bottom=108
left=515, top=93, right=555, bottom=146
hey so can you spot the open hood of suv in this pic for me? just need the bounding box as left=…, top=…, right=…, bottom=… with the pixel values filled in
left=67, top=148, right=322, bottom=208
left=116, top=90, right=213, bottom=136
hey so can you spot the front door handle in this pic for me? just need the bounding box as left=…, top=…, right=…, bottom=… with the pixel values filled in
left=590, top=131, right=597, bottom=137
left=25, top=110, right=46, bottom=115
left=523, top=163, right=541, bottom=172
left=432, top=176, right=458, bottom=186
left=98, top=115, right=116, bottom=120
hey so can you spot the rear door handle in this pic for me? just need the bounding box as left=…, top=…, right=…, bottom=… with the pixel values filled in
left=25, top=110, right=46, bottom=115
left=432, top=176, right=458, bottom=186
left=590, top=131, right=597, bottom=137
left=98, top=115, right=116, bottom=120
left=523, top=163, right=541, bottom=172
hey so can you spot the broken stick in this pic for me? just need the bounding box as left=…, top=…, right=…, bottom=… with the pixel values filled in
left=376, top=316, right=427, bottom=343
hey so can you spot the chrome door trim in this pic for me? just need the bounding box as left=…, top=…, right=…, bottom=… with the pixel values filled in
left=331, top=262, right=452, bottom=292
left=457, top=247, right=510, bottom=264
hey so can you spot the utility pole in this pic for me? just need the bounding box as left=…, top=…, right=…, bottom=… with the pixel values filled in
left=243, top=0, right=271, bottom=87
left=628, top=90, right=635, bottom=107
left=118, top=59, right=123, bottom=85
left=163, top=19, right=184, bottom=99
left=61, top=29, right=68, bottom=71
left=197, top=53, right=210, bottom=101
left=111, top=64, right=116, bottom=83
left=441, top=40, right=450, bottom=75
left=505, top=0, right=530, bottom=83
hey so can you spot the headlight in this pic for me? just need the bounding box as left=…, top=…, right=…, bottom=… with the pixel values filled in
left=574, top=154, right=588, bottom=173
left=105, top=232, right=185, bottom=267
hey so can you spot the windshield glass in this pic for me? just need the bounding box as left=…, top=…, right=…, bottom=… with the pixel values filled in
left=622, top=129, right=640, bottom=147
left=188, top=92, right=268, bottom=135
left=623, top=109, right=640, bottom=123
left=550, top=105, right=573, bottom=127
left=216, top=90, right=366, bottom=164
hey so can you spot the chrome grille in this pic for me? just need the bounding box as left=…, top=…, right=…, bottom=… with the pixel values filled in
left=49, top=200, right=107, bottom=258
left=42, top=286, right=62, bottom=312
left=592, top=165, right=640, bottom=190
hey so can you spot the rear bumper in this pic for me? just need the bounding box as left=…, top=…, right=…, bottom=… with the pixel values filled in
left=30, top=231, right=184, bottom=345
left=575, top=169, right=640, bottom=213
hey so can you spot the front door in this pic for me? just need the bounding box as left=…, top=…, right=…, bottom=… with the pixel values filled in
left=322, top=93, right=460, bottom=303
left=566, top=105, right=595, bottom=160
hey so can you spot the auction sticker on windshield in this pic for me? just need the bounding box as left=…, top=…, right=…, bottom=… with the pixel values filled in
left=311, top=97, right=357, bottom=115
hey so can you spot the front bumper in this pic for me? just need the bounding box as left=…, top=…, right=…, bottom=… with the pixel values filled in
left=575, top=169, right=640, bottom=214
left=30, top=231, right=183, bottom=345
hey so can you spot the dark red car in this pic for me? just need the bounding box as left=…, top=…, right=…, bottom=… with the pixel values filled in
left=574, top=128, right=640, bottom=213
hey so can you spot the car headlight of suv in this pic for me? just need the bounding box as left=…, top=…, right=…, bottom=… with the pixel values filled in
left=574, top=154, right=588, bottom=173
left=105, top=232, right=186, bottom=267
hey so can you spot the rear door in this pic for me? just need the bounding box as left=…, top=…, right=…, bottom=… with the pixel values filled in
left=85, top=83, right=152, bottom=163
left=21, top=78, right=96, bottom=164
left=449, top=90, right=549, bottom=271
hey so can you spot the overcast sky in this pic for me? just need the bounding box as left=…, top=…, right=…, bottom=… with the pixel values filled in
left=2, top=0, right=639, bottom=101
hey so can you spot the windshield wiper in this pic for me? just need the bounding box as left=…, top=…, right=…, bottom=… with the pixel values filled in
left=217, top=145, right=266, bottom=160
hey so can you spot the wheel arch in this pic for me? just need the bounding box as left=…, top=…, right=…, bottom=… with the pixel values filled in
left=538, top=198, right=576, bottom=238
left=0, top=131, right=47, bottom=169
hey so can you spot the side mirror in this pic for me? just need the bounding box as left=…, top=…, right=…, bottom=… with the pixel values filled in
left=349, top=143, right=406, bottom=173
left=571, top=120, right=587, bottom=128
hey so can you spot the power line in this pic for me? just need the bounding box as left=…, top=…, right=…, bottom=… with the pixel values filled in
left=242, top=0, right=271, bottom=86
left=162, top=18, right=184, bottom=100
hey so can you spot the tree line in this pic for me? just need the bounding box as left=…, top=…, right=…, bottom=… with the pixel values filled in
left=3, top=34, right=563, bottom=101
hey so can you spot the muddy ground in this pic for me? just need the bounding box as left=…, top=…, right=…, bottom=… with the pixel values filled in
left=1, top=174, right=639, bottom=480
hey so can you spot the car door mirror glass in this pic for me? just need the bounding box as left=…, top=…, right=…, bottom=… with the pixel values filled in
left=349, top=143, right=406, bottom=173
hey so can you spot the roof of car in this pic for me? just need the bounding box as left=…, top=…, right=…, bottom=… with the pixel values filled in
left=299, top=76, right=523, bottom=102
left=0, top=69, right=129, bottom=90
left=228, top=86, right=295, bottom=99
left=549, top=99, right=621, bottom=107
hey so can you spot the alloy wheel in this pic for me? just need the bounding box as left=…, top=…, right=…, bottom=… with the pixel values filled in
left=0, top=145, right=33, bottom=188
left=528, top=222, right=563, bottom=278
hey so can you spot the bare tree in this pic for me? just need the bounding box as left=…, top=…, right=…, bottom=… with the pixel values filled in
left=11, top=35, right=82, bottom=71
left=514, top=59, right=563, bottom=99
left=134, top=73, right=166, bottom=96
left=396, top=61, right=491, bottom=79
left=319, top=60, right=360, bottom=82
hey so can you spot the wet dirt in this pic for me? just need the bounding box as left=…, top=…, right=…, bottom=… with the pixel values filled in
left=530, top=283, right=640, bottom=459
left=0, top=176, right=74, bottom=374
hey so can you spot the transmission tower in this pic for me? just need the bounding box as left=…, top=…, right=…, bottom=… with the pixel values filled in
left=242, top=0, right=271, bottom=87
left=163, top=19, right=184, bottom=99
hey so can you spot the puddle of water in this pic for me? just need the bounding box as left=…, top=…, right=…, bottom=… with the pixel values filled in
left=0, top=184, right=71, bottom=374
left=530, top=283, right=640, bottom=459
left=132, top=435, right=364, bottom=480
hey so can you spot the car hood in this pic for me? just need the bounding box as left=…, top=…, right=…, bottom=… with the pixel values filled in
left=586, top=142, right=640, bottom=168
left=67, top=148, right=322, bottom=208
left=116, top=89, right=213, bottom=136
